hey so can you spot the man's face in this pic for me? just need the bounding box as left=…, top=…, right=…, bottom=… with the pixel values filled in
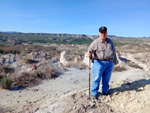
left=99, top=31, right=107, bottom=40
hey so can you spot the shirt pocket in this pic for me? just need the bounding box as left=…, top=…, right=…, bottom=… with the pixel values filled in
left=96, top=49, right=105, bottom=59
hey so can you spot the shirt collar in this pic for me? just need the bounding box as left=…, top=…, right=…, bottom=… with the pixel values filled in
left=100, top=37, right=108, bottom=43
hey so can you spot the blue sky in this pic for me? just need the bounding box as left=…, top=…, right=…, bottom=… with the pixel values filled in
left=0, top=0, right=150, bottom=37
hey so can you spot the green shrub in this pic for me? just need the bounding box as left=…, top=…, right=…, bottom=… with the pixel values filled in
left=0, top=77, right=12, bottom=89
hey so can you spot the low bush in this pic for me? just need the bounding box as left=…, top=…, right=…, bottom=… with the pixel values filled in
left=12, top=72, right=40, bottom=87
left=32, top=70, right=43, bottom=78
left=0, top=49, right=20, bottom=54
left=0, top=74, right=5, bottom=81
left=2, top=65, right=13, bottom=73
left=0, top=65, right=13, bottom=74
left=41, top=67, right=56, bottom=78
left=24, top=58, right=37, bottom=64
left=0, top=76, right=12, bottom=89
left=12, top=67, right=57, bottom=87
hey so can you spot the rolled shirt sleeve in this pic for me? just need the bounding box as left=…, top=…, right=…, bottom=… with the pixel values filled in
left=88, top=40, right=97, bottom=54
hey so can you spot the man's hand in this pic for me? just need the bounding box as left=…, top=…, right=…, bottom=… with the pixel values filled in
left=88, top=51, right=92, bottom=59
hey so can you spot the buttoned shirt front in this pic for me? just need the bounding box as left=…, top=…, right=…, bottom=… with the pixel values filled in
left=88, top=37, right=116, bottom=60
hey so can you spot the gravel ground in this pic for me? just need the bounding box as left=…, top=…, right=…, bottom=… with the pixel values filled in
left=0, top=67, right=149, bottom=113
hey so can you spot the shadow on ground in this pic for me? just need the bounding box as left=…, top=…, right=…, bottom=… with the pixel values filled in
left=109, top=79, right=150, bottom=94
left=9, top=86, right=26, bottom=91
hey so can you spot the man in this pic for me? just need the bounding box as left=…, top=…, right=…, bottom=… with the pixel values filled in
left=88, top=26, right=116, bottom=100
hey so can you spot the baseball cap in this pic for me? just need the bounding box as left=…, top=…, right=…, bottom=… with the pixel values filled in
left=99, top=26, right=107, bottom=32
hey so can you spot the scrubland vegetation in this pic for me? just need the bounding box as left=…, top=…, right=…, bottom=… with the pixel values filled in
left=0, top=32, right=150, bottom=90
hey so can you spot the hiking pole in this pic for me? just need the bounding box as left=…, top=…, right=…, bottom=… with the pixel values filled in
left=89, top=57, right=91, bottom=99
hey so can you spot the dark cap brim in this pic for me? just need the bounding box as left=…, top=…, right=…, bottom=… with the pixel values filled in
left=100, top=29, right=107, bottom=32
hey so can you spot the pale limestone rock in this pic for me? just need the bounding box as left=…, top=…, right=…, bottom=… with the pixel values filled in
left=0, top=52, right=63, bottom=75
left=73, top=56, right=82, bottom=63
left=137, top=87, right=144, bottom=91
left=60, top=51, right=69, bottom=66
left=82, top=52, right=92, bottom=67
left=121, top=52, right=150, bottom=71
left=115, top=51, right=128, bottom=68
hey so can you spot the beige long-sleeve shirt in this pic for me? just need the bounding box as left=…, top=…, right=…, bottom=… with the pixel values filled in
left=88, top=37, right=116, bottom=62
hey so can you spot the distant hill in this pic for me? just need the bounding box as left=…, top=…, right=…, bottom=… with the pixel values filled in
left=0, top=32, right=149, bottom=44
left=0, top=32, right=94, bottom=44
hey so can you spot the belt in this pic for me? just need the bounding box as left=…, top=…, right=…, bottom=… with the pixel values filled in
left=95, top=59, right=112, bottom=61
left=102, top=59, right=111, bottom=61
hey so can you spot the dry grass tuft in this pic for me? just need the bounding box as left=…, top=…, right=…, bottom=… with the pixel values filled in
left=0, top=65, right=13, bottom=74
left=12, top=72, right=40, bottom=87
left=127, top=62, right=143, bottom=70
left=113, top=66, right=127, bottom=72
left=11, top=66, right=57, bottom=87
left=24, top=58, right=37, bottom=64
left=41, top=67, right=56, bottom=78
left=2, top=65, right=13, bottom=73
